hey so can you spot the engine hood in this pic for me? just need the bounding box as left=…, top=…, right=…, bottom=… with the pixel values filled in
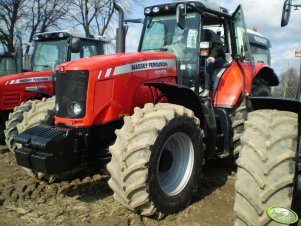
left=56, top=52, right=176, bottom=72
left=0, top=70, right=53, bottom=85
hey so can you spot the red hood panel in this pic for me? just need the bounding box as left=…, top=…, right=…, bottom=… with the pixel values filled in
left=56, top=52, right=176, bottom=72
left=0, top=70, right=53, bottom=85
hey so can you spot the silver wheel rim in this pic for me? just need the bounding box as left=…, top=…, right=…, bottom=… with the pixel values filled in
left=157, top=132, right=194, bottom=196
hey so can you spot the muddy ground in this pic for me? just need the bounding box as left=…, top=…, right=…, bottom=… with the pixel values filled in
left=0, top=145, right=300, bottom=226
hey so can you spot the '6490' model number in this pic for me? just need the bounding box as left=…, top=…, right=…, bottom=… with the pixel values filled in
left=155, top=70, right=167, bottom=75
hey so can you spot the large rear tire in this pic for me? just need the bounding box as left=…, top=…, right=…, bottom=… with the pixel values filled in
left=4, top=100, right=34, bottom=152
left=251, top=78, right=271, bottom=96
left=107, top=103, right=203, bottom=218
left=234, top=110, right=298, bottom=226
left=230, top=102, right=247, bottom=156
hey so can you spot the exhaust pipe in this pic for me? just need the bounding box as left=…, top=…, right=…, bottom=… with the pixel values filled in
left=17, top=35, right=23, bottom=73
left=113, top=2, right=125, bottom=53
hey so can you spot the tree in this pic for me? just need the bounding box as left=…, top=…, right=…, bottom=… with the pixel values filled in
left=67, top=0, right=143, bottom=37
left=0, top=0, right=26, bottom=52
left=23, top=0, right=71, bottom=53
left=0, top=0, right=144, bottom=55
left=272, top=67, right=299, bottom=98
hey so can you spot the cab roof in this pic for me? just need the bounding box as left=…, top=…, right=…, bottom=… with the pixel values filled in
left=33, top=30, right=110, bottom=43
left=144, top=0, right=229, bottom=17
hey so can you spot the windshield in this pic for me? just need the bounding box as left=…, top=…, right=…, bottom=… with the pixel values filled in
left=141, top=14, right=200, bottom=58
left=250, top=43, right=271, bottom=65
left=140, top=13, right=201, bottom=88
left=0, top=57, right=17, bottom=76
left=32, top=39, right=68, bottom=72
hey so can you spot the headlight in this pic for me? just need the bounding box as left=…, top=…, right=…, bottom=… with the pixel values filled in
left=145, top=8, right=151, bottom=14
left=153, top=7, right=160, bottom=13
left=67, top=102, right=82, bottom=116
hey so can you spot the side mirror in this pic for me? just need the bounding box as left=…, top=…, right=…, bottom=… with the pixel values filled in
left=281, top=0, right=292, bottom=27
left=176, top=4, right=186, bottom=29
left=71, top=37, right=80, bottom=53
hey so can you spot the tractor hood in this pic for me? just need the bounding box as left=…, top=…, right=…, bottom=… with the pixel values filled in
left=0, top=70, right=53, bottom=86
left=56, top=52, right=177, bottom=73
left=0, top=70, right=54, bottom=110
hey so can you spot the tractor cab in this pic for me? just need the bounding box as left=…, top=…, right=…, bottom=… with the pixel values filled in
left=31, top=30, right=110, bottom=72
left=247, top=29, right=272, bottom=65
left=139, top=0, right=253, bottom=96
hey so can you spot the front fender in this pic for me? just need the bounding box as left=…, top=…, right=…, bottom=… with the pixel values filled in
left=146, top=82, right=218, bottom=158
left=146, top=82, right=203, bottom=120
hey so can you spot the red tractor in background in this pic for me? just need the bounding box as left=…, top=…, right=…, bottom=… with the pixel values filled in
left=14, top=0, right=279, bottom=218
left=233, top=0, right=301, bottom=225
left=2, top=30, right=109, bottom=152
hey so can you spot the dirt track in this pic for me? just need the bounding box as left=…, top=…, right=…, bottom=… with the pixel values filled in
left=0, top=145, right=300, bottom=226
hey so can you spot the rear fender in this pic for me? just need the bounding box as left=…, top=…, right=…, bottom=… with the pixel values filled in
left=253, top=64, right=279, bottom=86
left=213, top=61, right=248, bottom=108
left=214, top=62, right=279, bottom=108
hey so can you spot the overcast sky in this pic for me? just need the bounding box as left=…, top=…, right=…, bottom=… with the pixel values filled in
left=125, top=0, right=301, bottom=76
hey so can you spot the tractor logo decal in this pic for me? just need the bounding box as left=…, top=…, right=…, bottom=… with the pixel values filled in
left=112, top=59, right=176, bottom=77
left=267, top=206, right=299, bottom=225
left=5, top=76, right=53, bottom=85
left=253, top=35, right=268, bottom=46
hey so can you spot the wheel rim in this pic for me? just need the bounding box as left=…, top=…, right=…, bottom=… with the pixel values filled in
left=157, top=132, right=194, bottom=196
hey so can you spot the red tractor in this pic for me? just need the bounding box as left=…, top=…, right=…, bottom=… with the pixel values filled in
left=2, top=30, right=109, bottom=151
left=14, top=0, right=279, bottom=218
left=233, top=0, right=301, bottom=225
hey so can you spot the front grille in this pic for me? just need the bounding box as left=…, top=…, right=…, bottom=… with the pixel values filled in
left=55, top=70, right=89, bottom=118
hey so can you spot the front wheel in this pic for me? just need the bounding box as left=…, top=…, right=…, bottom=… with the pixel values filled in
left=107, top=103, right=203, bottom=217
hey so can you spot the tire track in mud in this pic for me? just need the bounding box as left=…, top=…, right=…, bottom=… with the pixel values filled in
left=0, top=150, right=128, bottom=225
left=0, top=148, right=241, bottom=226
left=0, top=151, right=111, bottom=206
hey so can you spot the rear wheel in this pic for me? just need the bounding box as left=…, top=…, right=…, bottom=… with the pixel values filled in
left=107, top=103, right=203, bottom=218
left=234, top=110, right=298, bottom=226
left=230, top=102, right=247, bottom=156
left=4, top=101, right=34, bottom=152
left=251, top=78, right=271, bottom=96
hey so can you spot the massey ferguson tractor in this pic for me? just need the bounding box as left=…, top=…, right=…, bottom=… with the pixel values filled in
left=2, top=30, right=108, bottom=151
left=233, top=0, right=301, bottom=225
left=13, top=0, right=279, bottom=218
